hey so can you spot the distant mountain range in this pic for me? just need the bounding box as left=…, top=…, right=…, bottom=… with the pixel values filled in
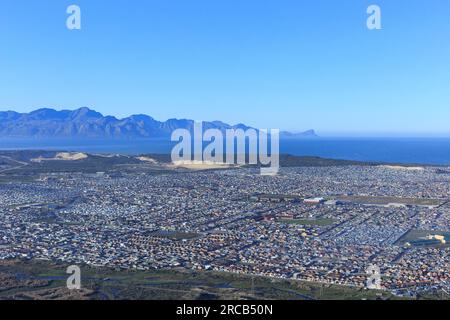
left=0, top=107, right=317, bottom=139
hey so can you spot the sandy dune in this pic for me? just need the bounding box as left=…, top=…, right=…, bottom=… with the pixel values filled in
left=136, top=156, right=158, bottom=164
left=171, top=160, right=237, bottom=170
left=31, top=152, right=88, bottom=162
left=380, top=165, right=425, bottom=171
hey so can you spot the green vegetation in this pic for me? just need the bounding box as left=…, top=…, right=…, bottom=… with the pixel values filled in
left=337, top=195, right=444, bottom=207
left=396, top=229, right=450, bottom=248
left=0, top=259, right=404, bottom=300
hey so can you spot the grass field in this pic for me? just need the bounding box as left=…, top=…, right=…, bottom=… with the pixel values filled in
left=0, top=259, right=404, bottom=300
left=336, top=195, right=444, bottom=207
left=396, top=229, right=450, bottom=248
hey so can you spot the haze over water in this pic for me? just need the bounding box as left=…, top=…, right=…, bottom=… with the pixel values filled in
left=1, top=137, right=450, bottom=165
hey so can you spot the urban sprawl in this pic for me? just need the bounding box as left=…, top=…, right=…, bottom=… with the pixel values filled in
left=1, top=161, right=450, bottom=297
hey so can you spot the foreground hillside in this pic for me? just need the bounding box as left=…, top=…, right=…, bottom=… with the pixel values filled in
left=0, top=259, right=406, bottom=300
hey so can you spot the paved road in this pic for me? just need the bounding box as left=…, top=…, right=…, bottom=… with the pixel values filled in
left=0, top=156, right=29, bottom=173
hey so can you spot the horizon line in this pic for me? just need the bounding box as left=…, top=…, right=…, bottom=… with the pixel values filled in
left=2, top=106, right=450, bottom=138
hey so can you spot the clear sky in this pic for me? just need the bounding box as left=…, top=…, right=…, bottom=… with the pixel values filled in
left=0, top=0, right=449, bottom=136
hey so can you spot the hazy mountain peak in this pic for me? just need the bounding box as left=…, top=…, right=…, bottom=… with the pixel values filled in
left=280, top=129, right=317, bottom=138
left=0, top=107, right=318, bottom=139
left=70, top=107, right=104, bottom=120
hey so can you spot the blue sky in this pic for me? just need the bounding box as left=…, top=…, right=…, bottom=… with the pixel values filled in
left=0, top=0, right=449, bottom=136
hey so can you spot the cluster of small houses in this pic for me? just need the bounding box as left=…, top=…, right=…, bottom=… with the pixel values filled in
left=0, top=164, right=449, bottom=295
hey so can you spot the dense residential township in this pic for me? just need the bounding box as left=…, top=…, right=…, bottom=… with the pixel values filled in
left=0, top=153, right=450, bottom=297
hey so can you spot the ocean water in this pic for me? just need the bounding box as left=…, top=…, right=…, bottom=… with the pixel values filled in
left=0, top=137, right=450, bottom=165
